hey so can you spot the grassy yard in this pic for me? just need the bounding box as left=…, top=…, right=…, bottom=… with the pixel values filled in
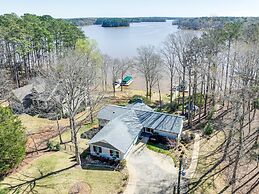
left=19, top=110, right=92, bottom=134
left=19, top=114, right=57, bottom=134
left=1, top=152, right=125, bottom=194
left=51, top=119, right=98, bottom=149
left=113, top=89, right=170, bottom=103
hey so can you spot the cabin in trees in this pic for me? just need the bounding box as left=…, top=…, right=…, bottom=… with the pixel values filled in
left=10, top=79, right=54, bottom=114
left=88, top=102, right=183, bottom=160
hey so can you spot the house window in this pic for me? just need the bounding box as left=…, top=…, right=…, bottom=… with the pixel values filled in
left=110, top=150, right=119, bottom=158
left=93, top=146, right=102, bottom=154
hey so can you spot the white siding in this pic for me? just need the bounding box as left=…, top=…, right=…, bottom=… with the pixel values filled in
left=89, top=144, right=123, bottom=160
left=89, top=133, right=139, bottom=161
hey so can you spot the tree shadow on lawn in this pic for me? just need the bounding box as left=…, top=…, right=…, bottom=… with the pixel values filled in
left=2, top=162, right=77, bottom=193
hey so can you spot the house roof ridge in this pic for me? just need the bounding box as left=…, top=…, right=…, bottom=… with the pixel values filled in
left=134, top=108, right=184, bottom=119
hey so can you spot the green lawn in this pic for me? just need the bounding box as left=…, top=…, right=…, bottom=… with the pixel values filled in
left=1, top=152, right=124, bottom=194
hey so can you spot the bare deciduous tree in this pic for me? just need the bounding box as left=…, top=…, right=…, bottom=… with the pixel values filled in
left=43, top=51, right=99, bottom=165
left=135, top=45, right=162, bottom=99
left=167, top=32, right=196, bottom=115
left=161, top=37, right=177, bottom=108
left=101, top=54, right=111, bottom=91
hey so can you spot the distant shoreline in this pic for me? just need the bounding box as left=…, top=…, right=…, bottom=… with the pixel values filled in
left=66, top=16, right=259, bottom=30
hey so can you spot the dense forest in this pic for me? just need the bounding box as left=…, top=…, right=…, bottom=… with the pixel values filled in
left=66, top=17, right=96, bottom=26
left=101, top=18, right=130, bottom=27
left=0, top=13, right=85, bottom=88
left=172, top=16, right=259, bottom=30
left=67, top=17, right=167, bottom=26
left=95, top=17, right=166, bottom=25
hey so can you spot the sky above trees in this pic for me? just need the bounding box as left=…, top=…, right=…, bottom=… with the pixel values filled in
left=1, top=0, right=259, bottom=18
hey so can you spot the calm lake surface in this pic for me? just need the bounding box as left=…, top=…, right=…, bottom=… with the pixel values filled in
left=81, top=20, right=180, bottom=58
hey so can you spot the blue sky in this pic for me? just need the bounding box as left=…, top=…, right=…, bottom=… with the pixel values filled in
left=1, top=0, right=259, bottom=18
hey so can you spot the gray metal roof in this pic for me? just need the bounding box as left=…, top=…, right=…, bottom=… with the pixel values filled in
left=91, top=103, right=183, bottom=153
left=89, top=110, right=143, bottom=154
left=135, top=110, right=183, bottom=134
left=97, top=105, right=127, bottom=121
left=126, top=102, right=154, bottom=112
left=97, top=103, right=153, bottom=121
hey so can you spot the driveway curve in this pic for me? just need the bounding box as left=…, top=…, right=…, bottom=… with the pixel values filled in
left=124, top=142, right=178, bottom=194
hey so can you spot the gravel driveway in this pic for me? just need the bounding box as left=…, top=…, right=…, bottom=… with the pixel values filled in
left=124, top=142, right=178, bottom=194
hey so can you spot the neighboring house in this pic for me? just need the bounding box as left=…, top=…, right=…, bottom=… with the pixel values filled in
left=11, top=81, right=45, bottom=112
left=88, top=102, right=183, bottom=160
left=10, top=78, right=55, bottom=114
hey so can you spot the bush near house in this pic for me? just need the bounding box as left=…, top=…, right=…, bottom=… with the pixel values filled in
left=81, top=127, right=100, bottom=139
left=148, top=134, right=177, bottom=149
left=116, top=160, right=127, bottom=171
left=128, top=95, right=151, bottom=105
left=156, top=102, right=178, bottom=113
left=82, top=154, right=120, bottom=169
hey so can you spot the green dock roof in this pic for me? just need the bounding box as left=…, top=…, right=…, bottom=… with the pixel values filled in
left=123, top=76, right=132, bottom=82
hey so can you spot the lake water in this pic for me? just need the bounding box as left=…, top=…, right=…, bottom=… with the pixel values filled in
left=81, top=20, right=180, bottom=58
left=81, top=21, right=199, bottom=92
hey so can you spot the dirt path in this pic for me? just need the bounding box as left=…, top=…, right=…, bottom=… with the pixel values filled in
left=185, top=133, right=200, bottom=179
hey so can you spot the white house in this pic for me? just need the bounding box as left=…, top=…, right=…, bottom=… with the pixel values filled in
left=88, top=102, right=183, bottom=160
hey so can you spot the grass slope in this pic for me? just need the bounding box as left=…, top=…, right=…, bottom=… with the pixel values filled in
left=1, top=152, right=124, bottom=194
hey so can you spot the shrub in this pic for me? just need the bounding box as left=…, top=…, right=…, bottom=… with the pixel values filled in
left=196, top=122, right=207, bottom=130
left=47, top=141, right=54, bottom=150
left=207, top=107, right=216, bottom=120
left=159, top=102, right=178, bottom=112
left=190, top=132, right=195, bottom=140
left=117, top=159, right=127, bottom=171
left=0, top=107, right=26, bottom=177
left=81, top=127, right=100, bottom=139
left=203, top=122, right=213, bottom=136
left=80, top=149, right=89, bottom=159
left=180, top=133, right=192, bottom=144
left=0, top=188, right=9, bottom=194
left=47, top=141, right=60, bottom=151
left=55, top=143, right=60, bottom=151
left=129, top=95, right=151, bottom=105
